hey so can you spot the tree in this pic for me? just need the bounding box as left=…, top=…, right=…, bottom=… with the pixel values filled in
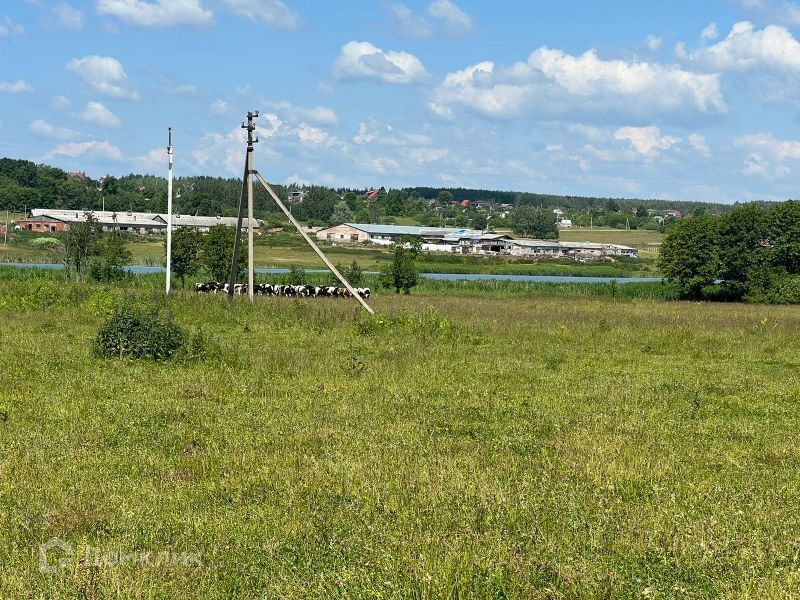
left=341, top=260, right=364, bottom=287
left=63, top=214, right=101, bottom=282
left=471, top=213, right=488, bottom=230
left=91, top=233, right=133, bottom=282
left=659, top=215, right=720, bottom=300
left=200, top=225, right=245, bottom=282
left=330, top=200, right=354, bottom=225
left=168, top=227, right=202, bottom=288
left=717, top=204, right=769, bottom=300
left=380, top=236, right=419, bottom=294
left=510, top=205, right=558, bottom=239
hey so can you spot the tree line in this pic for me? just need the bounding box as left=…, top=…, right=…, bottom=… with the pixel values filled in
left=659, top=201, right=800, bottom=303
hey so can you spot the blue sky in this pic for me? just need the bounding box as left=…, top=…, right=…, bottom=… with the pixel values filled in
left=3, top=0, right=800, bottom=203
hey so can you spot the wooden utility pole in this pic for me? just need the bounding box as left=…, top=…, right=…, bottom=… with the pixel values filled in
left=228, top=111, right=258, bottom=302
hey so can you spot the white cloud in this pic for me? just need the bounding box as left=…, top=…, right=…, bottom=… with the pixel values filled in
left=222, top=0, right=299, bottom=30
left=353, top=119, right=432, bottom=146
left=688, top=133, right=710, bottom=155
left=735, top=132, right=800, bottom=177
left=97, top=0, right=213, bottom=28
left=53, top=3, right=84, bottom=30
left=78, top=101, right=121, bottom=128
left=285, top=174, right=311, bottom=186
left=50, top=95, right=72, bottom=108
left=0, top=16, right=24, bottom=36
left=427, top=101, right=454, bottom=120
left=408, top=147, right=449, bottom=163
left=0, top=80, right=34, bottom=93
left=66, top=55, right=139, bottom=100
left=700, top=22, right=718, bottom=41
left=427, top=0, right=472, bottom=36
left=210, top=100, right=231, bottom=117
left=193, top=127, right=249, bottom=175
left=296, top=123, right=335, bottom=146
left=132, top=147, right=166, bottom=170
left=45, top=140, right=122, bottom=161
left=333, top=41, right=428, bottom=84
left=263, top=100, right=338, bottom=125
left=387, top=3, right=433, bottom=37
left=433, top=48, right=726, bottom=119
left=30, top=119, right=80, bottom=140
left=684, top=22, right=800, bottom=73
left=613, top=125, right=681, bottom=156
left=646, top=35, right=663, bottom=51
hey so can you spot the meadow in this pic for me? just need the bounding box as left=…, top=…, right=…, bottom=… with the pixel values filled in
left=0, top=269, right=799, bottom=598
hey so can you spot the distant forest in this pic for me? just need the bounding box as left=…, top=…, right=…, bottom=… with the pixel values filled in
left=0, top=157, right=782, bottom=229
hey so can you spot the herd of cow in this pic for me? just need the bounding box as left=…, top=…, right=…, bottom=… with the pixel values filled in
left=195, top=282, right=371, bottom=299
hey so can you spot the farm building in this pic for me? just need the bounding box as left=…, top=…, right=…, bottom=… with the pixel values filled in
left=315, top=222, right=638, bottom=258
left=315, top=223, right=488, bottom=248
left=22, top=209, right=260, bottom=235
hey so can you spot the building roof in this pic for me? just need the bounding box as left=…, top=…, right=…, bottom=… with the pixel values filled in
left=344, top=223, right=480, bottom=237
left=29, top=209, right=258, bottom=229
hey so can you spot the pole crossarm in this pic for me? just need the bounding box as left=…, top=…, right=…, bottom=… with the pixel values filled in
left=252, top=171, right=375, bottom=315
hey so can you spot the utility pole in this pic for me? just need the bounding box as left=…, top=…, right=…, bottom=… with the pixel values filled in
left=4, top=210, right=8, bottom=245
left=228, top=111, right=258, bottom=302
left=166, top=127, right=174, bottom=295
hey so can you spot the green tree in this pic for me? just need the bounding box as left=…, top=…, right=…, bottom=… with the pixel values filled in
left=341, top=260, right=364, bottom=287
left=330, top=200, right=354, bottom=225
left=510, top=205, right=558, bottom=239
left=380, top=236, right=419, bottom=294
left=471, top=213, right=488, bottom=230
left=659, top=215, right=720, bottom=300
left=717, top=204, right=769, bottom=300
left=200, top=225, right=245, bottom=282
left=168, top=227, right=202, bottom=288
left=63, top=214, right=101, bottom=282
left=437, top=190, right=454, bottom=205
left=91, top=233, right=133, bottom=282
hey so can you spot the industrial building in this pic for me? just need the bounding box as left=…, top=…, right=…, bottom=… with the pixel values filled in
left=19, top=209, right=260, bottom=235
left=315, top=222, right=638, bottom=258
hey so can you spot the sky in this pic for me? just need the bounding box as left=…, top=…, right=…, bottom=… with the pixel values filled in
left=3, top=1, right=800, bottom=203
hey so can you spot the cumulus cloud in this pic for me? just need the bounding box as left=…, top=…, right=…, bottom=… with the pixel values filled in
left=700, top=22, right=718, bottom=41
left=296, top=123, right=338, bottom=146
left=353, top=119, right=432, bottom=146
left=78, top=101, right=121, bottom=128
left=688, top=133, right=710, bottom=154
left=645, top=35, right=663, bottom=51
left=193, top=127, right=249, bottom=175
left=45, top=140, right=122, bottom=161
left=97, top=0, right=213, bottom=28
left=333, top=41, right=428, bottom=84
left=210, top=100, right=231, bottom=117
left=263, top=100, right=338, bottom=125
left=30, top=119, right=80, bottom=140
left=432, top=48, right=726, bottom=120
left=613, top=125, right=681, bottom=156
left=735, top=132, right=800, bottom=177
left=386, top=0, right=472, bottom=38
left=50, top=95, right=72, bottom=108
left=0, top=16, right=24, bottom=36
left=222, top=0, right=299, bottom=30
left=53, top=3, right=84, bottom=30
left=285, top=174, right=311, bottom=186
left=684, top=22, right=800, bottom=73
left=0, top=80, right=34, bottom=93
left=427, top=0, right=472, bottom=36
left=66, top=55, right=139, bottom=100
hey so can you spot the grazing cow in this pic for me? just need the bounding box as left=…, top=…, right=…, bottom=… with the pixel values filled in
left=356, top=287, right=371, bottom=299
left=195, top=282, right=212, bottom=293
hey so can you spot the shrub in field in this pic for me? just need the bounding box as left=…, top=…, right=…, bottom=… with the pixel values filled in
left=93, top=308, right=186, bottom=361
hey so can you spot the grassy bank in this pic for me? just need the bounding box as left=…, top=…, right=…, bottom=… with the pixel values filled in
left=1, top=278, right=799, bottom=597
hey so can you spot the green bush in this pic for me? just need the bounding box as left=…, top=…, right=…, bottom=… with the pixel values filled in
left=93, top=308, right=186, bottom=361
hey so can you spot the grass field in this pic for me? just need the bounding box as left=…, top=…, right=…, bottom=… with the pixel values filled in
left=1, top=274, right=799, bottom=598
left=559, top=229, right=664, bottom=257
